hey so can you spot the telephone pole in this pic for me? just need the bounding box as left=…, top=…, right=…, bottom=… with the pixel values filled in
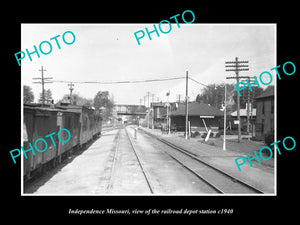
left=146, top=91, right=150, bottom=128
left=68, top=82, right=74, bottom=104
left=225, top=57, right=249, bottom=143
left=151, top=93, right=155, bottom=129
left=240, top=77, right=257, bottom=134
left=185, top=71, right=189, bottom=140
left=32, top=66, right=53, bottom=107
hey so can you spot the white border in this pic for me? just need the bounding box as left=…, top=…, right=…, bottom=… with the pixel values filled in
left=21, top=23, right=277, bottom=196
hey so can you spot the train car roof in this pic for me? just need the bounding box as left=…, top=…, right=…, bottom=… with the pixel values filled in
left=55, top=102, right=95, bottom=112
left=24, top=103, right=81, bottom=114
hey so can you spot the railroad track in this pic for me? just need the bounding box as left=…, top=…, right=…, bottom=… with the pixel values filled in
left=101, top=125, right=124, bottom=135
left=106, top=128, right=121, bottom=193
left=140, top=128, right=264, bottom=194
left=106, top=127, right=154, bottom=194
left=124, top=127, right=154, bottom=194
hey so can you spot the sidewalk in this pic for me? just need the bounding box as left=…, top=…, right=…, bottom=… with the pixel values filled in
left=139, top=127, right=275, bottom=194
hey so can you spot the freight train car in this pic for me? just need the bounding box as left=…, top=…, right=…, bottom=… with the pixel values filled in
left=23, top=105, right=61, bottom=179
left=23, top=103, right=102, bottom=181
left=55, top=103, right=102, bottom=148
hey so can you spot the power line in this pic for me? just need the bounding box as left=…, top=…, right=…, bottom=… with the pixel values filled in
left=188, top=77, right=209, bottom=88
left=52, top=76, right=185, bottom=84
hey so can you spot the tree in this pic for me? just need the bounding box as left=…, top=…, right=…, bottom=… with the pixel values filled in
left=232, top=85, right=264, bottom=109
left=196, top=83, right=267, bottom=113
left=196, top=84, right=236, bottom=109
left=39, top=89, right=53, bottom=104
left=93, top=91, right=115, bottom=121
left=23, top=85, right=34, bottom=104
left=60, top=93, right=93, bottom=107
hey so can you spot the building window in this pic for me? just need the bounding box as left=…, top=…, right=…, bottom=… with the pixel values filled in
left=262, top=102, right=265, bottom=115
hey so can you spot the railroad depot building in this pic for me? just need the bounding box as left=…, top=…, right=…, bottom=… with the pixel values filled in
left=170, top=101, right=224, bottom=136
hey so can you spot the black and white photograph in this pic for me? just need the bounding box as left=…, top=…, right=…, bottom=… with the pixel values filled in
left=4, top=4, right=298, bottom=219
left=21, top=23, right=276, bottom=195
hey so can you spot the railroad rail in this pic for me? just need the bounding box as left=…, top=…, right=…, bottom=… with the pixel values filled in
left=101, top=125, right=124, bottom=135
left=106, top=129, right=121, bottom=193
left=140, top=128, right=264, bottom=194
left=124, top=127, right=154, bottom=194
left=106, top=127, right=154, bottom=194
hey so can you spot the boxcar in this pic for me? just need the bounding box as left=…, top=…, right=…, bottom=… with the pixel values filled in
left=56, top=110, right=81, bottom=157
left=23, top=103, right=102, bottom=180
left=23, top=106, right=61, bottom=178
left=56, top=103, right=102, bottom=148
left=90, top=112, right=102, bottom=139
left=23, top=105, right=81, bottom=179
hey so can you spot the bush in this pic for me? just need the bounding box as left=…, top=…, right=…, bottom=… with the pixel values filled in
left=264, top=131, right=274, bottom=146
left=215, top=131, right=222, bottom=138
left=226, top=130, right=237, bottom=135
left=191, top=131, right=200, bottom=138
left=201, top=132, right=214, bottom=138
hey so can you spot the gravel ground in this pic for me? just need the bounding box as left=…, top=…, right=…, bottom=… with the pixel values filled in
left=140, top=127, right=275, bottom=193
left=144, top=128, right=274, bottom=168
left=197, top=137, right=274, bottom=168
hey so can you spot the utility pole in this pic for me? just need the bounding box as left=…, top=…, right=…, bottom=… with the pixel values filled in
left=223, top=83, right=227, bottom=150
left=240, top=77, right=257, bottom=134
left=151, top=94, right=155, bottom=129
left=185, top=71, right=189, bottom=140
left=166, top=90, right=170, bottom=135
left=146, top=91, right=150, bottom=128
left=225, top=57, right=249, bottom=143
left=32, top=66, right=53, bottom=107
left=68, top=82, right=74, bottom=104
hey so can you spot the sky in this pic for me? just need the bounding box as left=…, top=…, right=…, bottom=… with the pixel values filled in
left=21, top=24, right=276, bottom=105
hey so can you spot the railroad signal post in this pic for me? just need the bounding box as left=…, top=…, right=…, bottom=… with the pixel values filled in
left=225, top=57, right=249, bottom=143
left=185, top=71, right=189, bottom=140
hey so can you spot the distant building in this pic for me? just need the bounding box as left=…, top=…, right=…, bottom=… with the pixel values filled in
left=255, top=88, right=274, bottom=139
left=170, top=101, right=224, bottom=136
left=231, top=107, right=256, bottom=133
left=114, top=104, right=147, bottom=115
left=148, top=102, right=178, bottom=128
left=151, top=102, right=166, bottom=127
left=113, top=104, right=147, bottom=124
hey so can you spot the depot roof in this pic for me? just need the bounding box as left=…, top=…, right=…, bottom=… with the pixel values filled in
left=170, top=101, right=223, bottom=117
